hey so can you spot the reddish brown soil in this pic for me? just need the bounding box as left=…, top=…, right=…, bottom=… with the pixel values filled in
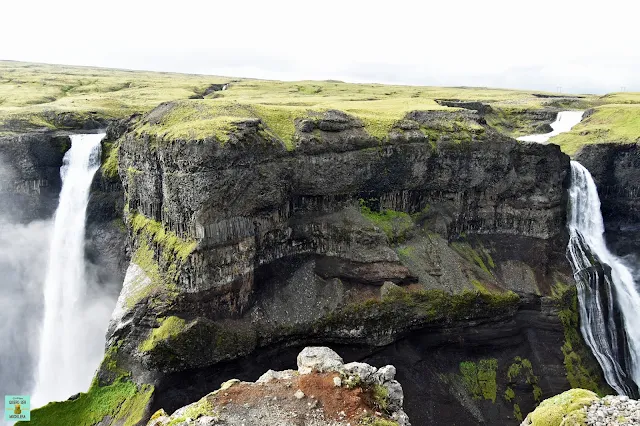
left=208, top=372, right=383, bottom=423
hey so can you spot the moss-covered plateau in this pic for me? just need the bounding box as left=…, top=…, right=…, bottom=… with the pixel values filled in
left=2, top=61, right=637, bottom=155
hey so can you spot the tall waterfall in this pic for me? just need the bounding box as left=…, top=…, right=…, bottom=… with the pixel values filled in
left=567, top=161, right=640, bottom=396
left=32, top=134, right=107, bottom=407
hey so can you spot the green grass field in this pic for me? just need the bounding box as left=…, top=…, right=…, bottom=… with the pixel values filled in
left=1, top=60, right=638, bottom=154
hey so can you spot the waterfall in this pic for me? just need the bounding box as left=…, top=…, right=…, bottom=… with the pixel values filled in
left=567, top=161, right=640, bottom=396
left=517, top=110, right=584, bottom=143
left=32, top=133, right=108, bottom=407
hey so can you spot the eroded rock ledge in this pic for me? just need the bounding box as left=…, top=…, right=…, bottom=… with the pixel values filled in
left=149, top=346, right=410, bottom=426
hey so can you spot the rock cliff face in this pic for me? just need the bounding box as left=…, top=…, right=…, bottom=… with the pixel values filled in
left=88, top=106, right=612, bottom=426
left=575, top=143, right=640, bottom=258
left=0, top=131, right=70, bottom=222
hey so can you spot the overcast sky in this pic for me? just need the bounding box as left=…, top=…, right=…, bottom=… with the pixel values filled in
left=1, top=0, right=638, bottom=94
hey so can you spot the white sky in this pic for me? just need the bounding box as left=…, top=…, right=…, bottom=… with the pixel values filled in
left=1, top=0, right=638, bottom=94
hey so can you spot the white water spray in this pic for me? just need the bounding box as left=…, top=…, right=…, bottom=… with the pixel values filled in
left=32, top=133, right=107, bottom=407
left=567, top=161, right=640, bottom=395
left=517, top=110, right=584, bottom=143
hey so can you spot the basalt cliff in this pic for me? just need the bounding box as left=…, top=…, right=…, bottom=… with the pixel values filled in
left=75, top=105, right=610, bottom=426
left=4, top=102, right=630, bottom=426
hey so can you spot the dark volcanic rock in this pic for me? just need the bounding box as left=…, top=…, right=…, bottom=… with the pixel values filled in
left=0, top=132, right=69, bottom=222
left=435, top=99, right=493, bottom=115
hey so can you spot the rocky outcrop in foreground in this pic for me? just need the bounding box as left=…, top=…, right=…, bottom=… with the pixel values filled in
left=149, top=346, right=409, bottom=426
left=521, top=389, right=640, bottom=426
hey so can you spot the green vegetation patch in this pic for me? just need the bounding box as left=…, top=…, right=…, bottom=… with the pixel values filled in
left=504, top=386, right=516, bottom=402
left=139, top=317, right=259, bottom=370
left=451, top=240, right=494, bottom=276
left=506, top=356, right=543, bottom=403
left=135, top=100, right=256, bottom=142
left=139, top=316, right=187, bottom=353
left=131, top=213, right=196, bottom=263
left=459, top=359, right=498, bottom=402
left=25, top=379, right=153, bottom=426
left=125, top=212, right=197, bottom=307
left=524, top=388, right=597, bottom=426
left=250, top=103, right=312, bottom=149
left=101, top=339, right=129, bottom=379
left=551, top=104, right=640, bottom=155
left=372, top=384, right=390, bottom=411
left=101, top=140, right=119, bottom=179
left=513, top=403, right=523, bottom=422
left=125, top=241, right=165, bottom=308
left=360, top=201, right=414, bottom=244
left=0, top=61, right=229, bottom=133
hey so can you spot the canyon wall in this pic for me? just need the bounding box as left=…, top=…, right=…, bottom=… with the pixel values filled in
left=93, top=106, right=607, bottom=425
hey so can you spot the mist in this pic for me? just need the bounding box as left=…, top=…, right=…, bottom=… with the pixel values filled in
left=0, top=218, right=50, bottom=400
left=0, top=141, right=118, bottom=418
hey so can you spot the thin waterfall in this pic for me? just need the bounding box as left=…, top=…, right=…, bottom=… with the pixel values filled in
left=567, top=161, right=640, bottom=396
left=32, top=133, right=108, bottom=407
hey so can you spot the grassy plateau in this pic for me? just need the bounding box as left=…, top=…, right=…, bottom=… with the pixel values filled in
left=0, top=60, right=638, bottom=153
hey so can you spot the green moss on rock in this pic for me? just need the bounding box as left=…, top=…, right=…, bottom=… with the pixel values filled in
left=372, top=384, right=390, bottom=411
left=139, top=316, right=187, bottom=353
left=514, top=403, right=523, bottom=422
left=451, top=241, right=494, bottom=276
left=131, top=213, right=196, bottom=263
left=504, top=386, right=516, bottom=402
left=320, top=286, right=519, bottom=337
left=523, top=388, right=597, bottom=426
left=165, top=397, right=216, bottom=425
left=359, top=201, right=414, bottom=244
left=24, top=379, right=153, bottom=426
left=135, top=100, right=255, bottom=142
left=360, top=417, right=400, bottom=426
left=459, top=359, right=498, bottom=402
left=125, top=241, right=165, bottom=308
left=101, top=140, right=119, bottom=179
left=125, top=213, right=197, bottom=307
left=141, top=318, right=259, bottom=370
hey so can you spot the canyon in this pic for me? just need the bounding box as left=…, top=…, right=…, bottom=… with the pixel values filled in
left=1, top=62, right=638, bottom=426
